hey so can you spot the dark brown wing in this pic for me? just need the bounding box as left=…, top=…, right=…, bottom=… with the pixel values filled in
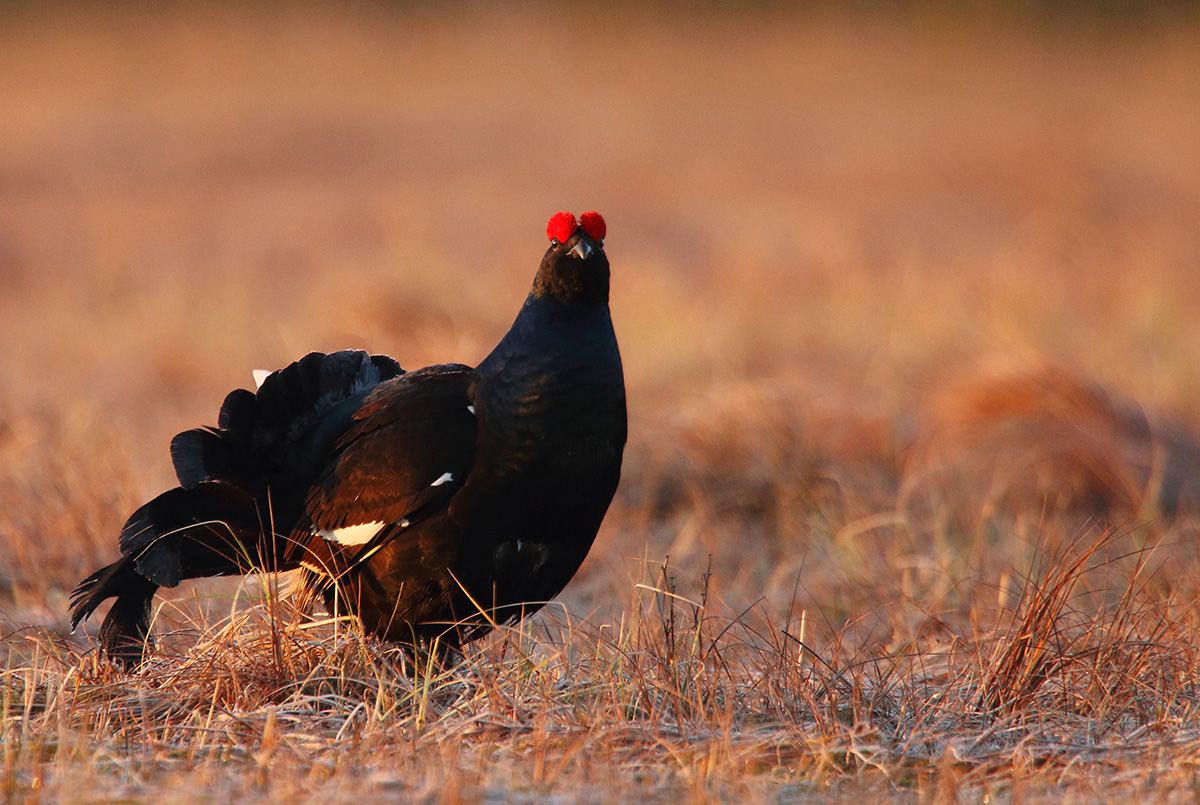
left=301, top=364, right=476, bottom=553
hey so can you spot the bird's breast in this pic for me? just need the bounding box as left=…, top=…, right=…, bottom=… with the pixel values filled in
left=457, top=348, right=625, bottom=538
left=485, top=356, right=623, bottom=468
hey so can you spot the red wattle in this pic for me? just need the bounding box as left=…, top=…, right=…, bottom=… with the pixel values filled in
left=580, top=211, right=606, bottom=241
left=547, top=211, right=578, bottom=243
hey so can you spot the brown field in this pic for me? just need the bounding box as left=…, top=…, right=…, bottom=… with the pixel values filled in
left=3, top=2, right=1200, bottom=801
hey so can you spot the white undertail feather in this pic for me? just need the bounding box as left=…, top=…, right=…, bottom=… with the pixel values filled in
left=274, top=568, right=308, bottom=599
left=316, top=521, right=385, bottom=546
left=431, top=472, right=454, bottom=487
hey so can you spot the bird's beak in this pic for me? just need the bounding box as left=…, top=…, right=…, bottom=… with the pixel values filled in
left=569, top=239, right=593, bottom=260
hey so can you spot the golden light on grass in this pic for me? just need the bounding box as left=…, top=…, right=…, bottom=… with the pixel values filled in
left=3, top=2, right=1200, bottom=800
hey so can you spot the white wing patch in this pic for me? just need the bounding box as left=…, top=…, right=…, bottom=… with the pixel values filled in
left=252, top=369, right=271, bottom=389
left=467, top=405, right=476, bottom=415
left=316, top=521, right=385, bottom=546
left=431, top=472, right=454, bottom=487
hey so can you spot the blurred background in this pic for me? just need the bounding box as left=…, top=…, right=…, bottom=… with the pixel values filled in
left=2, top=1, right=1200, bottom=639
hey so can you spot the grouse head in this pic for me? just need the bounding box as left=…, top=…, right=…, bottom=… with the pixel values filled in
left=533, top=211, right=609, bottom=305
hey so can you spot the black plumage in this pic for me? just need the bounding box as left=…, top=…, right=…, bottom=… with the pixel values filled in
left=71, top=211, right=626, bottom=666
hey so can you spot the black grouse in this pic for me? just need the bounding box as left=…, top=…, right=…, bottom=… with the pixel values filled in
left=71, top=210, right=626, bottom=666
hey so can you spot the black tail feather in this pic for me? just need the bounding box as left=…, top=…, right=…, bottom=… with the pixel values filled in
left=70, top=482, right=296, bottom=667
left=72, top=349, right=404, bottom=665
left=251, top=350, right=402, bottom=445
left=70, top=558, right=159, bottom=668
left=169, top=351, right=402, bottom=491
left=117, top=482, right=275, bottom=587
left=171, top=424, right=255, bottom=491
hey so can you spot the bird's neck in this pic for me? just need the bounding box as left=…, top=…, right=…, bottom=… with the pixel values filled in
left=530, top=257, right=610, bottom=306
left=472, top=293, right=624, bottom=450
left=478, top=293, right=617, bottom=372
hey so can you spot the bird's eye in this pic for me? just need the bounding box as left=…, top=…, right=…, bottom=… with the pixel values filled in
left=550, top=238, right=560, bottom=247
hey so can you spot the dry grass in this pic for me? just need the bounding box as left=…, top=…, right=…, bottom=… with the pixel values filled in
left=4, top=2, right=1200, bottom=800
